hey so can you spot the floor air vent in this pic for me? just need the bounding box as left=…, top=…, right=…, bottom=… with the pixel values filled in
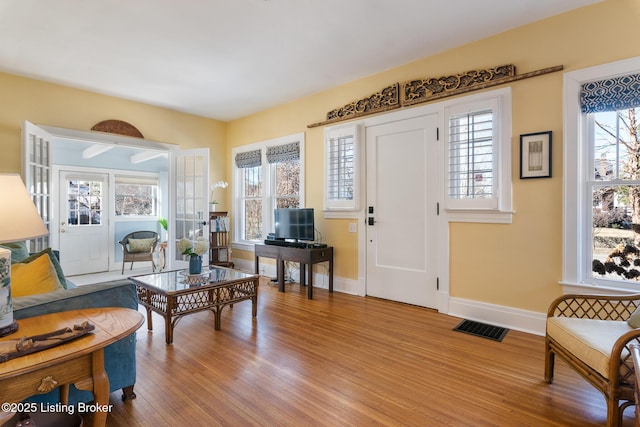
left=453, top=320, right=508, bottom=342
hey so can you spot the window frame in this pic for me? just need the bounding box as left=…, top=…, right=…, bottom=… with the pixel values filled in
left=114, top=174, right=159, bottom=218
left=443, top=88, right=513, bottom=223
left=563, top=56, right=640, bottom=292
left=323, top=123, right=361, bottom=218
left=232, top=133, right=305, bottom=251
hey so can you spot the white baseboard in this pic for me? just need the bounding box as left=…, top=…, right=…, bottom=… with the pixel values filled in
left=446, top=297, right=546, bottom=336
left=233, top=258, right=362, bottom=295
left=235, top=258, right=546, bottom=336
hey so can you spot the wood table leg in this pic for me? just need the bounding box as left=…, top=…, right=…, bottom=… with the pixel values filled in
left=307, top=263, right=314, bottom=299
left=60, top=384, right=70, bottom=405
left=91, top=349, right=110, bottom=427
left=329, top=257, right=334, bottom=293
left=164, top=314, right=174, bottom=344
left=278, top=258, right=285, bottom=292
left=214, top=308, right=222, bottom=330
left=145, top=290, right=153, bottom=331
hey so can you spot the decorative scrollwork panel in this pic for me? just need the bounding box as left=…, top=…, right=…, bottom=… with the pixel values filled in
left=402, top=64, right=516, bottom=105
left=326, top=83, right=400, bottom=121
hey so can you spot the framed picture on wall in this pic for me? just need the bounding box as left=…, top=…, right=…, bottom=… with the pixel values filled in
left=520, top=131, right=552, bottom=179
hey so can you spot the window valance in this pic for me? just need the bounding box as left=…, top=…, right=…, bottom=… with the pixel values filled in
left=235, top=149, right=262, bottom=168
left=266, top=142, right=299, bottom=164
left=581, top=73, right=640, bottom=113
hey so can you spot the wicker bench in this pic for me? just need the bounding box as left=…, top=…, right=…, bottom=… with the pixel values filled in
left=545, top=293, right=640, bottom=427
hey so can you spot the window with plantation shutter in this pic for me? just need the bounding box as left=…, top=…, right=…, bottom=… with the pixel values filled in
left=448, top=109, right=494, bottom=202
left=443, top=89, right=512, bottom=221
left=324, top=124, right=360, bottom=217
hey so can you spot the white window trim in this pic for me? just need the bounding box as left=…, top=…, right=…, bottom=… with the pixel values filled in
left=323, top=123, right=361, bottom=219
left=443, top=87, right=513, bottom=224
left=232, top=132, right=305, bottom=251
left=114, top=173, right=160, bottom=218
left=562, top=56, right=640, bottom=293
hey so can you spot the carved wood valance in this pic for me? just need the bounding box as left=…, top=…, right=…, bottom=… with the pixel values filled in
left=402, top=64, right=515, bottom=106
left=324, top=83, right=400, bottom=125
left=308, top=64, right=563, bottom=128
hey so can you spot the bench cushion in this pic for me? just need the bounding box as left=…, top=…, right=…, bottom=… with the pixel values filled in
left=547, top=316, right=633, bottom=380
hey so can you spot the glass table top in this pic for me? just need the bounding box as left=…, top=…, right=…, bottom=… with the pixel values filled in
left=130, top=267, right=256, bottom=293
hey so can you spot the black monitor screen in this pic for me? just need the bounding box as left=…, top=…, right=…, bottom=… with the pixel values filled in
left=274, top=208, right=314, bottom=241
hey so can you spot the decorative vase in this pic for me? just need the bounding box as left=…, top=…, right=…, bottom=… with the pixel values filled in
left=189, top=254, right=202, bottom=275
left=209, top=203, right=218, bottom=212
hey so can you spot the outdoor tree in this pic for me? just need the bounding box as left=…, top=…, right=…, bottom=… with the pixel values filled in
left=592, top=108, right=640, bottom=279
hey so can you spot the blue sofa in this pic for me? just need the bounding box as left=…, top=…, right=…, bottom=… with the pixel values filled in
left=12, top=278, right=139, bottom=403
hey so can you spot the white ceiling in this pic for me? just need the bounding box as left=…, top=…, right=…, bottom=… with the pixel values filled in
left=0, top=0, right=600, bottom=122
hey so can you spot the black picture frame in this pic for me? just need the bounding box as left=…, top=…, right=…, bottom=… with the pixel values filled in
left=520, top=131, right=552, bottom=179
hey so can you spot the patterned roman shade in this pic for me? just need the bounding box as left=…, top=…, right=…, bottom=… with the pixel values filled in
left=266, top=142, right=299, bottom=164
left=581, top=73, right=640, bottom=113
left=234, top=149, right=262, bottom=168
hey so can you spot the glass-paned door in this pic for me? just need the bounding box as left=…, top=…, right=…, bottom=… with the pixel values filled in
left=169, top=149, right=209, bottom=269
left=22, top=121, right=52, bottom=253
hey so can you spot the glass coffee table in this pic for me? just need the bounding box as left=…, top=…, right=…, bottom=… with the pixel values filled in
left=130, top=266, right=258, bottom=344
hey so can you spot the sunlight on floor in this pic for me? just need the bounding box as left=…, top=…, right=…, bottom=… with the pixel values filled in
left=67, top=266, right=157, bottom=286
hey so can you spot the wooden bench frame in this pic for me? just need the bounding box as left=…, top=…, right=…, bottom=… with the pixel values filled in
left=545, top=293, right=640, bottom=427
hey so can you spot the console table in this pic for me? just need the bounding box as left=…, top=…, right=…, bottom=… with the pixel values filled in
left=254, top=244, right=333, bottom=299
left=0, top=307, right=143, bottom=427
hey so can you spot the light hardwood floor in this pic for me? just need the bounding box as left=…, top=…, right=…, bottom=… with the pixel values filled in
left=89, top=279, right=634, bottom=426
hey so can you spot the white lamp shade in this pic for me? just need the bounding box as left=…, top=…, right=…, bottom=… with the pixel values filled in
left=0, top=174, right=49, bottom=243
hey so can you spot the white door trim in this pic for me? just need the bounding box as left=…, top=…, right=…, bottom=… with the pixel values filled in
left=357, top=102, right=449, bottom=313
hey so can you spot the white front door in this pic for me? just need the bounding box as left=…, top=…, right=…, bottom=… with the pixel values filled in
left=365, top=114, right=439, bottom=308
left=58, top=171, right=109, bottom=276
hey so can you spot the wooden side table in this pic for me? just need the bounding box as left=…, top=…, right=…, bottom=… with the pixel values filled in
left=0, top=308, right=144, bottom=427
left=158, top=242, right=168, bottom=271
left=254, top=244, right=333, bottom=299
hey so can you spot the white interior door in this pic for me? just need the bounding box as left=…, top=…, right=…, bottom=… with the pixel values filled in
left=365, top=114, right=439, bottom=308
left=169, top=149, right=210, bottom=269
left=58, top=171, right=109, bottom=275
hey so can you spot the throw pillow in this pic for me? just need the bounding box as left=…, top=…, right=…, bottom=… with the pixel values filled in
left=19, top=248, right=68, bottom=289
left=128, top=238, right=155, bottom=253
left=628, top=306, right=640, bottom=328
left=11, top=252, right=64, bottom=297
left=0, top=241, right=30, bottom=263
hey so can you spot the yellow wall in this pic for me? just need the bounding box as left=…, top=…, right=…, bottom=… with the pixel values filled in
left=1, top=0, right=638, bottom=315
left=227, top=0, right=640, bottom=313
left=0, top=72, right=227, bottom=186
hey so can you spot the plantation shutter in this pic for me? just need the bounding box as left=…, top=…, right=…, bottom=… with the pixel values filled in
left=327, top=134, right=354, bottom=201
left=448, top=109, right=494, bottom=201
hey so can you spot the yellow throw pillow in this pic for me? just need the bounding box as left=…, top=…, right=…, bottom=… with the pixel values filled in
left=11, top=253, right=64, bottom=297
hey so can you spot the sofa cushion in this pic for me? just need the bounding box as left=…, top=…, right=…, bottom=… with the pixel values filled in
left=0, top=241, right=30, bottom=263
left=628, top=305, right=640, bottom=328
left=18, top=248, right=69, bottom=289
left=128, top=237, right=155, bottom=253
left=547, top=316, right=633, bottom=380
left=11, top=252, right=64, bottom=297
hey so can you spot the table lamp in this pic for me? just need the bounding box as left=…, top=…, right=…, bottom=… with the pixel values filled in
left=0, top=173, right=49, bottom=337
